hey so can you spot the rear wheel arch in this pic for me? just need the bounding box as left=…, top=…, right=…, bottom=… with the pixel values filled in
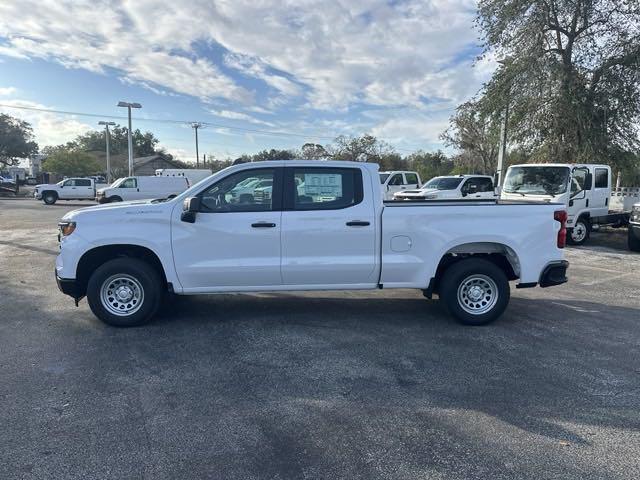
left=76, top=244, right=167, bottom=297
left=430, top=242, right=520, bottom=294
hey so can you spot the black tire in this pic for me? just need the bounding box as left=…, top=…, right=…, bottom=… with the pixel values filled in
left=43, top=191, right=58, bottom=205
left=86, top=258, right=162, bottom=327
left=438, top=258, right=510, bottom=326
left=629, top=227, right=640, bottom=252
left=567, top=217, right=590, bottom=245
left=109, top=196, right=123, bottom=203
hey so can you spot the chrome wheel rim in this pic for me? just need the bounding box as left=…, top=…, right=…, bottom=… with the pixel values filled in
left=457, top=274, right=498, bottom=315
left=571, top=222, right=587, bottom=242
left=100, top=274, right=144, bottom=316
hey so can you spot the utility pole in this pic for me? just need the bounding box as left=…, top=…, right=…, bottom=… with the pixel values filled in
left=496, top=103, right=509, bottom=191
left=117, top=101, right=142, bottom=176
left=98, top=121, right=116, bottom=184
left=191, top=122, right=204, bottom=168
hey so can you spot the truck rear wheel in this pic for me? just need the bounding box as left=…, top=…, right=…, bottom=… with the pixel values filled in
left=86, top=258, right=162, bottom=327
left=439, top=258, right=510, bottom=326
left=43, top=192, right=58, bottom=205
left=567, top=218, right=590, bottom=245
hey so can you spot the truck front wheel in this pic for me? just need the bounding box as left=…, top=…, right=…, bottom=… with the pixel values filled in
left=567, top=218, right=590, bottom=245
left=86, top=258, right=162, bottom=327
left=439, top=258, right=510, bottom=326
left=43, top=192, right=58, bottom=205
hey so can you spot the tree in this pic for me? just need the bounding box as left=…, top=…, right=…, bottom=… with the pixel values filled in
left=301, top=143, right=330, bottom=160
left=42, top=150, right=102, bottom=177
left=0, top=114, right=38, bottom=167
left=475, top=0, right=640, bottom=170
left=74, top=125, right=159, bottom=157
left=442, top=101, right=500, bottom=174
left=329, top=134, right=394, bottom=162
left=406, top=150, right=455, bottom=180
left=251, top=149, right=296, bottom=161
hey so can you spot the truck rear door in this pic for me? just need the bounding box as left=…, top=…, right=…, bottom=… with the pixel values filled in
left=280, top=166, right=377, bottom=286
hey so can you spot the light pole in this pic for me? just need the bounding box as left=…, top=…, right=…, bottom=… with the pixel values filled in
left=98, top=121, right=116, bottom=184
left=117, top=101, right=142, bottom=176
left=191, top=122, right=204, bottom=168
left=495, top=58, right=512, bottom=192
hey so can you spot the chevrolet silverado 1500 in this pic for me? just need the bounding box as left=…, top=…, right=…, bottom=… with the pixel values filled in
left=55, top=161, right=569, bottom=327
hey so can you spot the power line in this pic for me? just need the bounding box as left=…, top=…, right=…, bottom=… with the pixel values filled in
left=0, top=103, right=336, bottom=140
left=0, top=102, right=428, bottom=153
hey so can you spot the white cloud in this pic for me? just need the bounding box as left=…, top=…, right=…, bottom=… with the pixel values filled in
left=207, top=108, right=276, bottom=127
left=0, top=86, right=17, bottom=96
left=0, top=100, right=92, bottom=146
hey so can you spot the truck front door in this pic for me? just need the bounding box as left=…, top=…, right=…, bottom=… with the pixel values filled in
left=171, top=167, right=283, bottom=290
left=280, top=167, right=377, bottom=286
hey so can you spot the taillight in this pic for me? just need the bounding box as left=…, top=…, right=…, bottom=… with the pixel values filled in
left=554, top=210, right=567, bottom=248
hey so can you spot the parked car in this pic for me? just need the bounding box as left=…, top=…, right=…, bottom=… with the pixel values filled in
left=96, top=176, right=189, bottom=203
left=379, top=170, right=421, bottom=200
left=55, top=161, right=568, bottom=327
left=394, top=175, right=496, bottom=201
left=629, top=203, right=640, bottom=252
left=34, top=178, right=97, bottom=204
left=0, top=175, right=17, bottom=195
left=500, top=163, right=631, bottom=245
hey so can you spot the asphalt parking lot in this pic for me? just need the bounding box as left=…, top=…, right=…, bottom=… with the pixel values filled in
left=1, top=198, right=639, bottom=480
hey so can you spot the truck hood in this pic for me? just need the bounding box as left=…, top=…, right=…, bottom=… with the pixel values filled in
left=61, top=199, right=172, bottom=222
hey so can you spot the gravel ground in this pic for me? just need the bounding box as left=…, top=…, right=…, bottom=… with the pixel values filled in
left=1, top=198, right=639, bottom=480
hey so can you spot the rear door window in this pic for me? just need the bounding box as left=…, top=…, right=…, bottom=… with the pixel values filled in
left=595, top=168, right=608, bottom=189
left=287, top=168, right=363, bottom=210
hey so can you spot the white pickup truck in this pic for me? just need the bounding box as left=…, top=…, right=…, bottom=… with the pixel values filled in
left=55, top=161, right=569, bottom=327
left=35, top=177, right=100, bottom=205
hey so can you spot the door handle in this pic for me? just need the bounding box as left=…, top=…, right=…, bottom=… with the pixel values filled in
left=346, top=221, right=370, bottom=227
left=251, top=222, right=276, bottom=228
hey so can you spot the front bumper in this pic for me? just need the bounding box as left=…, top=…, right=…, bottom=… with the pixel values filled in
left=55, top=272, right=82, bottom=300
left=539, top=260, right=569, bottom=288
left=34, top=191, right=42, bottom=200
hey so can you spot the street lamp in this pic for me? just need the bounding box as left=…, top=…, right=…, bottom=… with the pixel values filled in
left=191, top=122, right=205, bottom=168
left=98, top=121, right=116, bottom=184
left=117, top=101, right=142, bottom=176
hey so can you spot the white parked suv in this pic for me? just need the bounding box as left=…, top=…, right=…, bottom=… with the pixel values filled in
left=379, top=170, right=421, bottom=200
left=55, top=161, right=569, bottom=327
left=34, top=178, right=98, bottom=205
left=96, top=176, right=189, bottom=203
left=394, top=175, right=496, bottom=201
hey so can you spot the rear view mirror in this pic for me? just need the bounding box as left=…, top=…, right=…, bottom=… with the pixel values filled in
left=181, top=196, right=200, bottom=223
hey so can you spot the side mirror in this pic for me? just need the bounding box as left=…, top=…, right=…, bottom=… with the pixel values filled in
left=181, top=196, right=200, bottom=223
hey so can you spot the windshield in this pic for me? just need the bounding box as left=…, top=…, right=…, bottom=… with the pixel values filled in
left=503, top=166, right=570, bottom=195
left=110, top=178, right=125, bottom=188
left=379, top=173, right=390, bottom=184
left=423, top=177, right=463, bottom=190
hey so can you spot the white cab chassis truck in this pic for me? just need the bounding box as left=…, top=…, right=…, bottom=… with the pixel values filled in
left=34, top=178, right=100, bottom=205
left=501, top=163, right=632, bottom=245
left=55, top=161, right=569, bottom=327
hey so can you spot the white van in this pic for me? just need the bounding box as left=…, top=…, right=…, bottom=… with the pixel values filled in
left=379, top=171, right=421, bottom=200
left=155, top=169, right=212, bottom=186
left=96, top=176, right=189, bottom=203
left=394, top=175, right=496, bottom=200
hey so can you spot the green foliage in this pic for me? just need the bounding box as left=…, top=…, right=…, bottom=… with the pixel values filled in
left=73, top=125, right=158, bottom=157
left=406, top=150, right=455, bottom=180
left=474, top=0, right=640, bottom=178
left=42, top=150, right=102, bottom=176
left=0, top=114, right=38, bottom=167
left=329, top=134, right=393, bottom=162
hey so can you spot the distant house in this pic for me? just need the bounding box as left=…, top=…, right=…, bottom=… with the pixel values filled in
left=133, top=154, right=183, bottom=176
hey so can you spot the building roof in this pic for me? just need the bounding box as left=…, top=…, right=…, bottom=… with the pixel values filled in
left=132, top=154, right=181, bottom=167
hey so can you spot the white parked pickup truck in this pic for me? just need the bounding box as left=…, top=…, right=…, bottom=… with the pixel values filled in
left=35, top=178, right=99, bottom=205
left=55, top=161, right=569, bottom=327
left=394, top=175, right=496, bottom=201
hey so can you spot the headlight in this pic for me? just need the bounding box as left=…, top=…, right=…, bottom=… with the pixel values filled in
left=58, top=221, right=76, bottom=237
left=631, top=206, right=640, bottom=223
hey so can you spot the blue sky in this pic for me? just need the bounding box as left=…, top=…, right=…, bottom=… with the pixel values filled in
left=0, top=0, right=494, bottom=163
